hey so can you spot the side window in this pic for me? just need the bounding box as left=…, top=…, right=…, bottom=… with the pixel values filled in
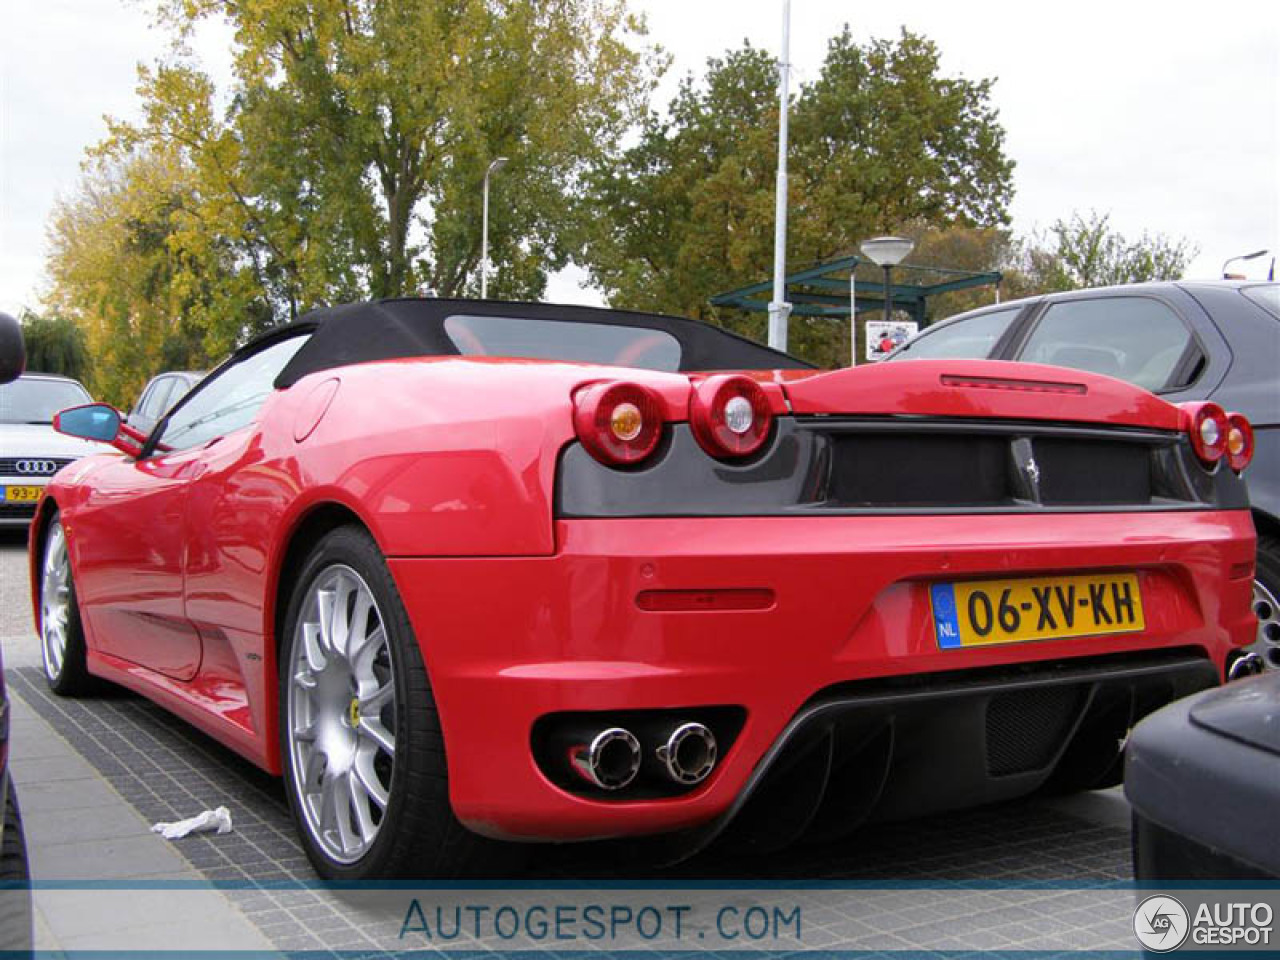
left=132, top=380, right=156, bottom=418
left=153, top=336, right=309, bottom=454
left=1017, top=298, right=1197, bottom=391
left=894, top=307, right=1021, bottom=360
left=1241, top=285, right=1280, bottom=319
left=141, top=378, right=175, bottom=420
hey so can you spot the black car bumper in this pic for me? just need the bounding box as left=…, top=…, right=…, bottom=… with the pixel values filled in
left=1126, top=674, right=1280, bottom=880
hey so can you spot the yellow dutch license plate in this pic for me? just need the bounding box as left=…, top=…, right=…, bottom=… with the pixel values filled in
left=1, top=485, right=41, bottom=502
left=930, top=572, right=1144, bottom=649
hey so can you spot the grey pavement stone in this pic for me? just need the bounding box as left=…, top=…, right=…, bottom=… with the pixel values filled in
left=58, top=913, right=276, bottom=952
left=10, top=776, right=123, bottom=812
left=35, top=887, right=254, bottom=942
left=21, top=802, right=154, bottom=845
left=28, top=822, right=195, bottom=881
left=8, top=753, right=98, bottom=785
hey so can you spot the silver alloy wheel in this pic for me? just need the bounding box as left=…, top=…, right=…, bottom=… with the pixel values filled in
left=41, top=520, right=71, bottom=682
left=287, top=563, right=396, bottom=864
left=1252, top=577, right=1280, bottom=670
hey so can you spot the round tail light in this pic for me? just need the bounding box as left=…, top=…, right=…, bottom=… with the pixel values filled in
left=1226, top=412, right=1254, bottom=473
left=690, top=375, right=773, bottom=459
left=1183, top=401, right=1229, bottom=467
left=573, top=381, right=665, bottom=466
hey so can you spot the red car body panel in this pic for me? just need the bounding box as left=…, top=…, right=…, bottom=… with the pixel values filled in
left=29, top=351, right=1257, bottom=840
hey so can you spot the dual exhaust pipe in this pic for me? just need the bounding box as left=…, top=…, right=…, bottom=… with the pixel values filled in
left=569, top=721, right=718, bottom=792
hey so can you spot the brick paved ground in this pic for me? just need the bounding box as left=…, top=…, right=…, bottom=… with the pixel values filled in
left=2, top=534, right=1142, bottom=954
left=8, top=668, right=1138, bottom=954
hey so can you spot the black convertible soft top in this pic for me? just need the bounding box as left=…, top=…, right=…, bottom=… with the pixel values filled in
left=272, top=298, right=811, bottom=388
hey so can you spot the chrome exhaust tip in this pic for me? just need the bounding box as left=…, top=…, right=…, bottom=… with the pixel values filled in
left=1227, top=651, right=1264, bottom=681
left=655, top=722, right=717, bottom=785
left=569, top=727, right=642, bottom=791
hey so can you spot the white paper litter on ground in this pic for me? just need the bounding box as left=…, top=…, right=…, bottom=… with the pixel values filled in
left=150, top=806, right=233, bottom=839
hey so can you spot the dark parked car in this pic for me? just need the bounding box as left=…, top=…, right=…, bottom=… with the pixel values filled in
left=1127, top=671, right=1280, bottom=879
left=891, top=281, right=1280, bottom=667
left=126, top=370, right=204, bottom=435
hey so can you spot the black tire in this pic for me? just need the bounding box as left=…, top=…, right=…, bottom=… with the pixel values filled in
left=40, top=513, right=95, bottom=697
left=1254, top=534, right=1280, bottom=670
left=278, top=524, right=521, bottom=880
left=0, top=780, right=34, bottom=956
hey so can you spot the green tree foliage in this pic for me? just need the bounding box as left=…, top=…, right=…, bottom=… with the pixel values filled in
left=45, top=147, right=232, bottom=405
left=19, top=311, right=91, bottom=383
left=138, top=0, right=653, bottom=310
left=897, top=221, right=1023, bottom=318
left=586, top=28, right=1015, bottom=366
left=1023, top=211, right=1197, bottom=292
left=47, top=0, right=658, bottom=396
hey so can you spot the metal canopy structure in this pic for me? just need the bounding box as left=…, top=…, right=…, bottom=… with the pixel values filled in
left=710, top=254, right=1002, bottom=326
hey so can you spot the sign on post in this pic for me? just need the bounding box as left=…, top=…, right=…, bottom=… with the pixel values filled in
left=865, top=320, right=918, bottom=362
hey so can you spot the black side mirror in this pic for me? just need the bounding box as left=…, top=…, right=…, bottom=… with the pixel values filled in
left=0, top=311, right=25, bottom=384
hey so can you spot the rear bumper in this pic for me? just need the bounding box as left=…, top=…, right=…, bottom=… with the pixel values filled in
left=388, top=510, right=1256, bottom=842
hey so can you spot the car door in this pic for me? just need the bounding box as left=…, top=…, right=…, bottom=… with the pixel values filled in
left=70, top=440, right=207, bottom=681
left=72, top=334, right=308, bottom=680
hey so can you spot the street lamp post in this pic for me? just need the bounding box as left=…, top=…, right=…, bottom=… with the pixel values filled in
left=481, top=156, right=508, bottom=299
left=859, top=236, right=916, bottom=325
left=767, top=0, right=793, bottom=351
left=1222, top=249, right=1269, bottom=279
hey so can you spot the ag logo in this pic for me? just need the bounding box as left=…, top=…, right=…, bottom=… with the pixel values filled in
left=1134, top=895, right=1190, bottom=952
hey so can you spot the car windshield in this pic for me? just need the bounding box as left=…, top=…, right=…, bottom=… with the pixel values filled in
left=0, top=378, right=92, bottom=424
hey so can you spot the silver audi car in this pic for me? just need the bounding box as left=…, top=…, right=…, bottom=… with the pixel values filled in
left=0, top=373, right=111, bottom=528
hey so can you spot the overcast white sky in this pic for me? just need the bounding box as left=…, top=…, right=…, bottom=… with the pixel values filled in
left=2, top=0, right=1277, bottom=318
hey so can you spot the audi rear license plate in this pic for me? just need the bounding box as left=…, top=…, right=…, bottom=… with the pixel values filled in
left=930, top=572, right=1144, bottom=649
left=1, top=485, right=42, bottom=502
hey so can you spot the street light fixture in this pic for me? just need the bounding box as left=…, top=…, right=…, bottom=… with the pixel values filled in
left=860, top=236, right=915, bottom=325
left=1222, top=249, right=1269, bottom=279
left=481, top=156, right=508, bottom=299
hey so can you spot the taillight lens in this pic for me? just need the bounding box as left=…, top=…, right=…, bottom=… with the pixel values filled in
left=573, top=381, right=665, bottom=466
left=690, top=375, right=773, bottom=459
left=1226, top=412, right=1254, bottom=473
left=1182, top=401, right=1229, bottom=467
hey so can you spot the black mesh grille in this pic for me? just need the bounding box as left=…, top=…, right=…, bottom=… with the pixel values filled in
left=985, top=685, right=1088, bottom=776
left=829, top=434, right=1009, bottom=506
left=1035, top=438, right=1151, bottom=505
left=820, top=425, right=1168, bottom=510
left=0, top=502, right=37, bottom=520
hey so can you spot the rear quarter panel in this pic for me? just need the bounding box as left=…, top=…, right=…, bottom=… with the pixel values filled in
left=268, top=358, right=690, bottom=559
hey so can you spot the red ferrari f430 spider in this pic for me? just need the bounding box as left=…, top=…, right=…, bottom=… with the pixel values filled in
left=30, top=299, right=1258, bottom=879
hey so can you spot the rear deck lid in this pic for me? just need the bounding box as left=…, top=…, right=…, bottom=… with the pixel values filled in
left=778, top=359, right=1182, bottom=430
